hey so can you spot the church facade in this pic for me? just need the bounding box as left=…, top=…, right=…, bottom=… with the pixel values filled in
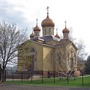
left=17, top=7, right=78, bottom=77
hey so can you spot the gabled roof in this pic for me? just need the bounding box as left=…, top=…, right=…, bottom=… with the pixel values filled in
left=54, top=39, right=78, bottom=50
left=32, top=35, right=60, bottom=42
left=18, top=36, right=77, bottom=50
left=18, top=40, right=31, bottom=48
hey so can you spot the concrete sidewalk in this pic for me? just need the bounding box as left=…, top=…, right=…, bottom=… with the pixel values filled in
left=0, top=84, right=90, bottom=90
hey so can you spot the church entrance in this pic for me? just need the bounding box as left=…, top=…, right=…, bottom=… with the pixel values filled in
left=30, top=55, right=34, bottom=72
left=29, top=47, right=36, bottom=73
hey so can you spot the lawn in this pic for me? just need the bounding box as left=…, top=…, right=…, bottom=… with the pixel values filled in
left=6, top=75, right=90, bottom=87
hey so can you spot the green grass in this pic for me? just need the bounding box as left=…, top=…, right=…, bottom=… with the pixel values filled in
left=6, top=76, right=90, bottom=87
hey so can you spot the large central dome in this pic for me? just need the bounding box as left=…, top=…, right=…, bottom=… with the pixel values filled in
left=41, top=16, right=55, bottom=27
left=41, top=7, right=55, bottom=27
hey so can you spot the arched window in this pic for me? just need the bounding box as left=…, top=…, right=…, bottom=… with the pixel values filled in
left=71, top=58, right=74, bottom=70
left=49, top=28, right=51, bottom=35
left=30, top=47, right=35, bottom=52
left=44, top=29, right=46, bottom=35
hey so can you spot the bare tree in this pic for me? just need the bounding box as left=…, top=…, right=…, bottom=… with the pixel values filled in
left=56, top=45, right=76, bottom=77
left=76, top=40, right=87, bottom=61
left=66, top=27, right=87, bottom=61
left=69, top=32, right=87, bottom=61
left=53, top=35, right=79, bottom=82
left=67, top=37, right=87, bottom=73
left=0, top=22, right=27, bottom=82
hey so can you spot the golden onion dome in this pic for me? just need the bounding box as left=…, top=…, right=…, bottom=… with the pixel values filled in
left=41, top=6, right=55, bottom=27
left=41, top=16, right=55, bottom=27
left=62, top=21, right=69, bottom=33
left=55, top=34, right=60, bottom=39
left=62, top=27, right=69, bottom=33
left=33, top=25, right=41, bottom=31
left=33, top=19, right=41, bottom=31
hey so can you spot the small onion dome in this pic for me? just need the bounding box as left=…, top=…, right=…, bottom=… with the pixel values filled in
left=30, top=33, right=34, bottom=38
left=33, top=25, right=41, bottom=31
left=62, top=21, right=69, bottom=33
left=41, top=17, right=55, bottom=27
left=55, top=34, right=60, bottom=39
left=62, top=27, right=69, bottom=33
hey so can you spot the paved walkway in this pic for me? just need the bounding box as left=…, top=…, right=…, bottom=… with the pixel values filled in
left=0, top=84, right=90, bottom=90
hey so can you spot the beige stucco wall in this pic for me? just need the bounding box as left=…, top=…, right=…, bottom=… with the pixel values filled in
left=46, top=40, right=59, bottom=46
left=43, top=46, right=53, bottom=71
left=17, top=40, right=32, bottom=71
left=55, top=44, right=67, bottom=72
left=17, top=39, right=77, bottom=75
left=54, top=43, right=77, bottom=72
left=17, top=40, right=44, bottom=71
left=31, top=42, right=43, bottom=71
left=67, top=43, right=77, bottom=71
left=42, top=27, right=54, bottom=36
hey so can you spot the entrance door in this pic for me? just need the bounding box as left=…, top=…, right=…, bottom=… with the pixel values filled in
left=30, top=55, right=34, bottom=72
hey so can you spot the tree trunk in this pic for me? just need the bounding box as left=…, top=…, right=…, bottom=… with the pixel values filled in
left=2, top=69, right=6, bottom=82
left=0, top=70, right=1, bottom=81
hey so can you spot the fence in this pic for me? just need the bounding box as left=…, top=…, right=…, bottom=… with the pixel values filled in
left=0, top=69, right=89, bottom=86
left=6, top=70, right=34, bottom=81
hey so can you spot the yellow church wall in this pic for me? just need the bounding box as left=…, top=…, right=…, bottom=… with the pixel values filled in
left=43, top=46, right=53, bottom=72
left=54, top=43, right=77, bottom=73
left=17, top=40, right=44, bottom=71
left=17, top=40, right=32, bottom=71
left=17, top=38, right=77, bottom=77
left=46, top=40, right=59, bottom=46
left=54, top=45, right=67, bottom=72
left=31, top=42, right=43, bottom=71
left=55, top=43, right=77, bottom=72
left=67, top=43, right=77, bottom=71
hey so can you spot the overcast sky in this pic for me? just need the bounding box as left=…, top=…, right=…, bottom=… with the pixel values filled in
left=0, top=0, right=90, bottom=56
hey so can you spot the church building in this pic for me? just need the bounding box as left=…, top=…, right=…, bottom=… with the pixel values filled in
left=17, top=7, right=78, bottom=77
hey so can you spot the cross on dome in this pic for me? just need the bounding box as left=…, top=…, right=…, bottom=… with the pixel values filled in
left=56, top=28, right=58, bottom=34
left=62, top=21, right=69, bottom=34
left=65, top=21, right=67, bottom=28
left=36, top=19, right=38, bottom=25
left=33, top=19, right=41, bottom=31
left=46, top=6, right=49, bottom=18
left=41, top=6, right=55, bottom=27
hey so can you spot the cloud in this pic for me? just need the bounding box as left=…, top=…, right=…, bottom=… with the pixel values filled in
left=0, top=0, right=45, bottom=30
left=0, top=0, right=32, bottom=31
left=0, top=0, right=90, bottom=54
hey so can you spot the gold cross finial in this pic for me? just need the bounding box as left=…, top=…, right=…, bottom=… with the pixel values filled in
left=65, top=21, right=67, bottom=28
left=47, top=6, right=49, bottom=12
left=46, top=6, right=49, bottom=17
left=56, top=28, right=58, bottom=34
left=36, top=19, right=38, bottom=25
